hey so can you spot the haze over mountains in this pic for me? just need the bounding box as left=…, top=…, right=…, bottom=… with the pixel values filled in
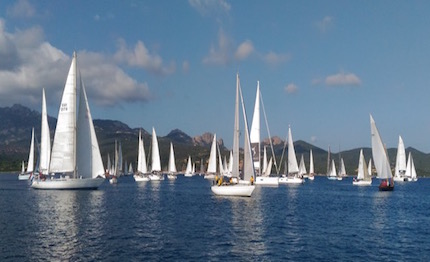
left=1, top=104, right=429, bottom=176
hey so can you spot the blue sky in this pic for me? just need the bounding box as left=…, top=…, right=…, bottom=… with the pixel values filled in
left=1, top=0, right=430, bottom=152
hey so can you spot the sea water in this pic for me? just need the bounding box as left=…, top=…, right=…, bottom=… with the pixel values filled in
left=1, top=173, right=429, bottom=261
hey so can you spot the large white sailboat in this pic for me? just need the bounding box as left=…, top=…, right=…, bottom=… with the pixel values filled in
left=278, top=126, right=304, bottom=184
left=18, top=128, right=35, bottom=180
left=250, top=81, right=279, bottom=186
left=166, top=142, right=177, bottom=180
left=211, top=74, right=255, bottom=197
left=394, top=136, right=407, bottom=182
left=149, top=127, right=164, bottom=181
left=134, top=130, right=150, bottom=181
left=370, top=114, right=394, bottom=191
left=31, top=52, right=105, bottom=189
left=353, top=149, right=372, bottom=186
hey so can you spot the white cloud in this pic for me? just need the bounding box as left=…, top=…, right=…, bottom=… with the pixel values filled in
left=325, top=71, right=361, bottom=86
left=189, top=0, right=231, bottom=16
left=235, top=40, right=254, bottom=60
left=285, top=83, right=298, bottom=94
left=182, top=60, right=190, bottom=73
left=263, top=51, right=290, bottom=66
left=316, top=16, right=334, bottom=33
left=114, top=39, right=176, bottom=75
left=0, top=21, right=152, bottom=108
left=6, top=0, right=36, bottom=18
left=203, top=29, right=232, bottom=65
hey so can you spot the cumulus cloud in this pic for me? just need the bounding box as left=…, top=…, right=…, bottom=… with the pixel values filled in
left=203, top=29, right=232, bottom=65
left=6, top=0, right=36, bottom=18
left=325, top=71, right=361, bottom=86
left=285, top=83, right=298, bottom=94
left=263, top=51, right=290, bottom=66
left=114, top=39, right=175, bottom=75
left=235, top=40, right=254, bottom=60
left=316, top=16, right=334, bottom=33
left=0, top=21, right=152, bottom=108
left=189, top=0, right=231, bottom=16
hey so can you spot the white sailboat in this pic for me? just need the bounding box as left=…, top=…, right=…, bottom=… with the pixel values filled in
left=370, top=114, right=394, bottom=191
left=167, top=142, right=177, bottom=179
left=251, top=81, right=278, bottom=186
left=368, top=158, right=373, bottom=177
left=134, top=130, right=150, bottom=181
left=109, top=140, right=119, bottom=184
left=353, top=149, right=372, bottom=186
left=204, top=134, right=217, bottom=180
left=32, top=52, right=105, bottom=189
left=19, top=128, right=35, bottom=180
left=326, top=146, right=338, bottom=180
left=394, top=136, right=407, bottom=182
left=298, top=154, right=307, bottom=178
left=128, top=162, right=134, bottom=175
left=279, top=126, right=304, bottom=184
left=211, top=73, right=255, bottom=197
left=337, top=158, right=346, bottom=180
left=184, top=156, right=193, bottom=177
left=405, top=152, right=418, bottom=182
left=149, top=127, right=164, bottom=181
left=308, top=149, right=315, bottom=180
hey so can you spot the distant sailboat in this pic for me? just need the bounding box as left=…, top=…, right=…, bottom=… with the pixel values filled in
left=394, top=136, right=407, bottom=182
left=19, top=128, right=35, bottom=180
left=308, top=149, right=315, bottom=180
left=298, top=154, right=307, bottom=178
left=211, top=73, right=255, bottom=197
left=370, top=114, right=394, bottom=191
left=405, top=152, right=418, bottom=182
left=184, top=156, right=194, bottom=177
left=353, top=149, right=372, bottom=186
left=326, top=146, right=338, bottom=180
left=32, top=52, right=105, bottom=189
left=337, top=158, right=346, bottom=180
left=149, top=127, right=164, bottom=181
left=204, top=134, right=217, bottom=180
left=278, top=126, right=304, bottom=184
left=134, top=130, right=150, bottom=182
left=167, top=142, right=177, bottom=180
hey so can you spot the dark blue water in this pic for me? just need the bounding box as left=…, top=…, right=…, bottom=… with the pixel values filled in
left=1, top=173, right=429, bottom=261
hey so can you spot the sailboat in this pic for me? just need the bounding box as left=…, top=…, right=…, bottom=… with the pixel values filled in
left=19, top=128, right=35, bottom=180
left=298, top=154, right=307, bottom=178
left=128, top=162, right=134, bottom=175
left=211, top=73, right=255, bottom=197
left=308, top=149, right=315, bottom=180
left=326, top=147, right=338, bottom=180
left=184, top=156, right=194, bottom=177
left=149, top=127, right=164, bottom=181
left=337, top=157, right=346, bottom=180
left=370, top=114, right=394, bottom=191
left=204, top=134, right=217, bottom=180
left=134, top=130, right=150, bottom=181
left=166, top=142, right=177, bottom=179
left=353, top=149, right=372, bottom=186
left=250, top=81, right=279, bottom=186
left=393, top=136, right=407, bottom=182
left=405, top=152, right=418, bottom=182
left=109, top=140, right=119, bottom=184
left=278, top=126, right=304, bottom=184
left=31, top=52, right=105, bottom=189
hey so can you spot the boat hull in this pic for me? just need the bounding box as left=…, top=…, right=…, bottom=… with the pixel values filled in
left=379, top=179, right=394, bottom=191
left=149, top=174, right=164, bottom=181
left=18, top=174, right=31, bottom=180
left=31, top=177, right=105, bottom=190
left=211, top=185, right=255, bottom=197
left=279, top=176, right=304, bottom=184
left=134, top=174, right=150, bottom=182
left=204, top=174, right=215, bottom=180
left=308, top=175, right=315, bottom=181
left=352, top=179, right=372, bottom=186
left=255, top=176, right=279, bottom=186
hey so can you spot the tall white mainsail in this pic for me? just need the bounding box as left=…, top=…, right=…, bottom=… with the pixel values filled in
left=239, top=83, right=255, bottom=182
left=151, top=127, right=161, bottom=172
left=137, top=130, right=147, bottom=174
left=298, top=154, right=307, bottom=176
left=207, top=134, right=217, bottom=174
left=250, top=81, right=261, bottom=173
left=168, top=142, right=177, bottom=173
left=370, top=115, right=393, bottom=180
left=287, top=126, right=299, bottom=175
left=309, top=149, right=314, bottom=175
left=356, top=149, right=370, bottom=181
left=394, top=135, right=406, bottom=178
left=39, top=88, right=51, bottom=175
left=26, top=127, right=35, bottom=173
left=49, top=52, right=77, bottom=175
left=231, top=74, right=240, bottom=179
left=76, top=80, right=105, bottom=178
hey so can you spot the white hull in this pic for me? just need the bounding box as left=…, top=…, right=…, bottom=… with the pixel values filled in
left=204, top=174, right=215, bottom=180
left=308, top=175, right=315, bottom=181
left=327, top=176, right=338, bottom=180
left=109, top=177, right=117, bottom=184
left=184, top=173, right=194, bottom=177
left=393, top=176, right=407, bottom=182
left=255, top=176, right=279, bottom=185
left=167, top=174, right=177, bottom=180
left=134, top=174, right=150, bottom=182
left=18, top=174, right=31, bottom=180
left=211, top=184, right=255, bottom=197
left=279, top=176, right=304, bottom=184
left=353, top=179, right=372, bottom=186
left=149, top=174, right=164, bottom=181
left=337, top=177, right=343, bottom=181
left=31, top=177, right=104, bottom=190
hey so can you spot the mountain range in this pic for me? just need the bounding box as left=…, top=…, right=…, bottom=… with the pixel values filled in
left=1, top=104, right=429, bottom=177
